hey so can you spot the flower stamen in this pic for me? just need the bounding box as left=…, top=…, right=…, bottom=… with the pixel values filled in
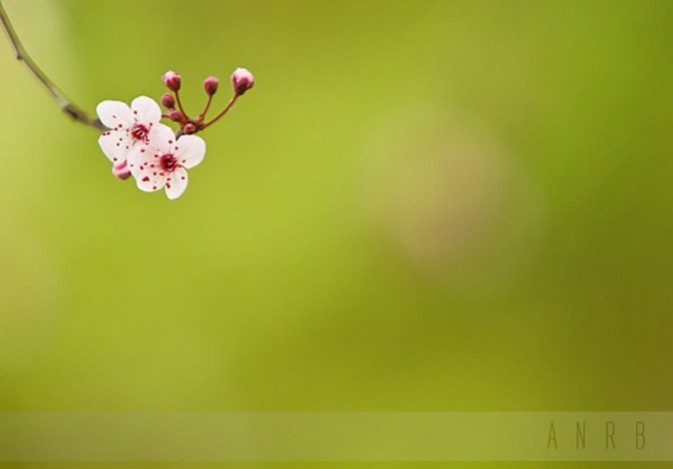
left=159, top=153, right=178, bottom=172
left=129, top=123, right=150, bottom=142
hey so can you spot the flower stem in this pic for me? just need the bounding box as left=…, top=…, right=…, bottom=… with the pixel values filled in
left=174, top=90, right=190, bottom=121
left=0, top=1, right=105, bottom=130
left=198, top=94, right=214, bottom=121
left=202, top=95, right=238, bottom=129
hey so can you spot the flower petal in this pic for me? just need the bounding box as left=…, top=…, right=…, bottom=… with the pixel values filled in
left=135, top=173, right=166, bottom=193
left=128, top=146, right=166, bottom=193
left=98, top=130, right=133, bottom=163
left=96, top=100, right=134, bottom=130
left=165, top=167, right=188, bottom=200
left=151, top=123, right=177, bottom=147
left=174, top=135, right=206, bottom=169
left=131, top=96, right=162, bottom=124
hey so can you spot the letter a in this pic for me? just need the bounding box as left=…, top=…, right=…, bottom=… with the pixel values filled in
left=548, top=421, right=558, bottom=449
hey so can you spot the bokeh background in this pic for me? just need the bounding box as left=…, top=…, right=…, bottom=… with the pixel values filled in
left=1, top=0, right=672, bottom=467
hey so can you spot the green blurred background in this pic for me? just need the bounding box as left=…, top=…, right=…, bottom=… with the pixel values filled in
left=1, top=0, right=673, bottom=467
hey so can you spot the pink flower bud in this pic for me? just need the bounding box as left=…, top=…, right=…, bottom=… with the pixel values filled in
left=203, top=76, right=219, bottom=96
left=162, top=70, right=181, bottom=92
left=160, top=93, right=176, bottom=109
left=182, top=123, right=197, bottom=134
left=112, top=161, right=131, bottom=180
left=167, top=110, right=184, bottom=122
left=231, top=67, right=254, bottom=96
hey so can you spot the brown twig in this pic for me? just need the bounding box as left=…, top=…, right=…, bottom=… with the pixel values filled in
left=201, top=95, right=238, bottom=129
left=0, top=1, right=105, bottom=130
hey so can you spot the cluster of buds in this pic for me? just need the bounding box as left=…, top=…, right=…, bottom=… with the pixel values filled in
left=158, top=68, right=254, bottom=136
left=96, top=68, right=255, bottom=199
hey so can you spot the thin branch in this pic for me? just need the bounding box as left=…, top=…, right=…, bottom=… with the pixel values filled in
left=201, top=95, right=238, bottom=129
left=173, top=90, right=190, bottom=120
left=0, top=1, right=105, bottom=131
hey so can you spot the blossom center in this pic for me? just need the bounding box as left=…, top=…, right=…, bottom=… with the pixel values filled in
left=130, top=123, right=149, bottom=141
left=159, top=153, right=178, bottom=172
